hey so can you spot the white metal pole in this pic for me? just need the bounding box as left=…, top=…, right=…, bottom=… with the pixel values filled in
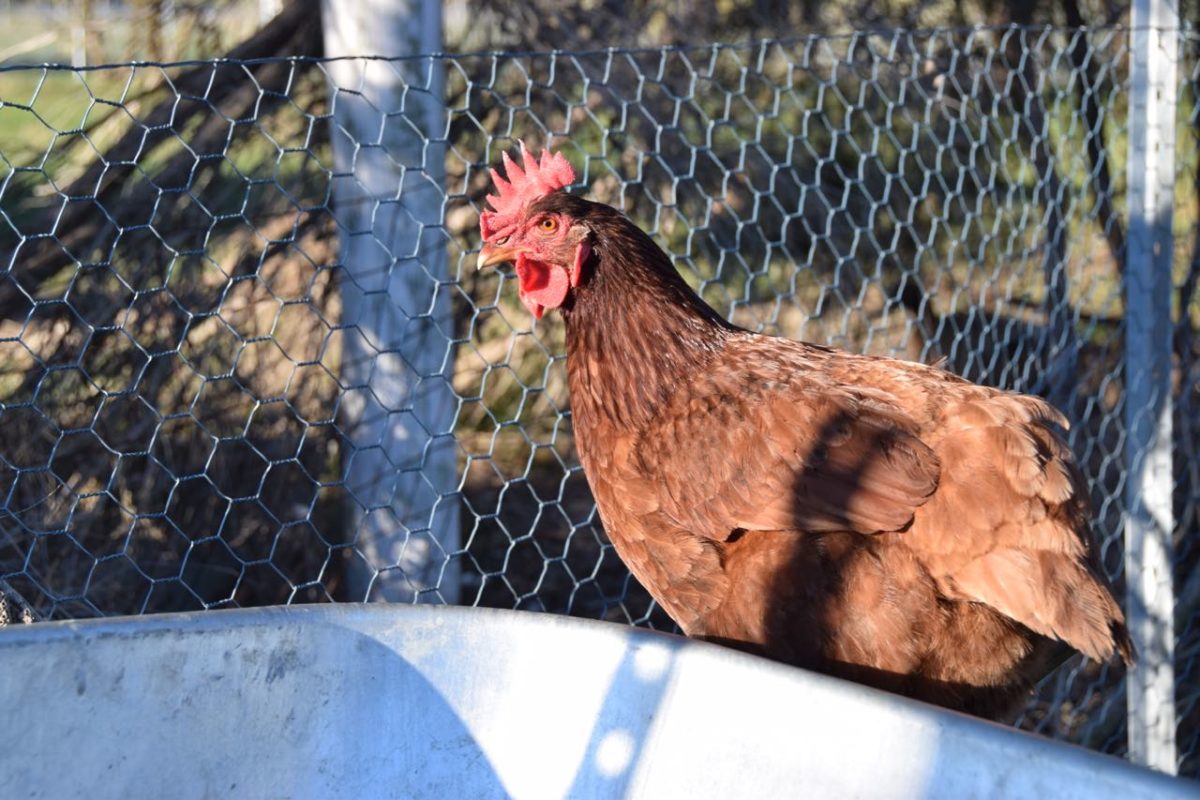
left=321, top=0, right=460, bottom=604
left=1124, top=0, right=1178, bottom=774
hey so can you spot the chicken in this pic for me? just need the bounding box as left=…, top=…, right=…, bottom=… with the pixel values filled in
left=476, top=144, right=1134, bottom=718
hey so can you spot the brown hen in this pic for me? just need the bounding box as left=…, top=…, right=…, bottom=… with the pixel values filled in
left=477, top=145, right=1133, bottom=718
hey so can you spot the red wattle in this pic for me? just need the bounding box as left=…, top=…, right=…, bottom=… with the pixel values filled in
left=515, top=254, right=570, bottom=318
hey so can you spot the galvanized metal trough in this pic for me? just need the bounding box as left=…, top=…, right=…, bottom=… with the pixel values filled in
left=0, top=605, right=1190, bottom=799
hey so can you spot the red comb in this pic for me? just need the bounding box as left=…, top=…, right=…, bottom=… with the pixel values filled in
left=480, top=142, right=575, bottom=240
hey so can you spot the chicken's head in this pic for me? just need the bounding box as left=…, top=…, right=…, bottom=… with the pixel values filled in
left=477, top=143, right=591, bottom=318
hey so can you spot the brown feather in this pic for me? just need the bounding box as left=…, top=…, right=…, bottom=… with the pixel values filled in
left=523, top=190, right=1132, bottom=719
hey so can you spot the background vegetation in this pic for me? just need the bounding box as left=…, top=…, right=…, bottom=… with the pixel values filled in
left=1, top=0, right=1198, bottom=773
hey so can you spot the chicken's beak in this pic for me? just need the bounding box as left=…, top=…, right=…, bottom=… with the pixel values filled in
left=477, top=243, right=521, bottom=271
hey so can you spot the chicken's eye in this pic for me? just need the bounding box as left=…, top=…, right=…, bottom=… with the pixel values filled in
left=538, top=217, right=558, bottom=233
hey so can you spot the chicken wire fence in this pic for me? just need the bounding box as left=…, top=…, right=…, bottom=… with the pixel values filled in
left=0, top=24, right=1197, bottom=773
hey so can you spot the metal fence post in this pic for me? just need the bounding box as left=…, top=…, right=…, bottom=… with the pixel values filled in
left=1124, top=0, right=1179, bottom=774
left=321, top=0, right=460, bottom=603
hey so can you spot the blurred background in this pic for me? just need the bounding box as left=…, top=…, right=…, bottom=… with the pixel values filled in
left=0, top=0, right=1198, bottom=777
left=0, top=0, right=1179, bottom=64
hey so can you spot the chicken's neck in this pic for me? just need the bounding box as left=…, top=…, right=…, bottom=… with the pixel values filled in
left=562, top=223, right=736, bottom=433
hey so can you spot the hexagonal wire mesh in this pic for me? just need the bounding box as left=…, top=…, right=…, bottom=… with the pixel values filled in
left=0, top=25, right=1197, bottom=772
